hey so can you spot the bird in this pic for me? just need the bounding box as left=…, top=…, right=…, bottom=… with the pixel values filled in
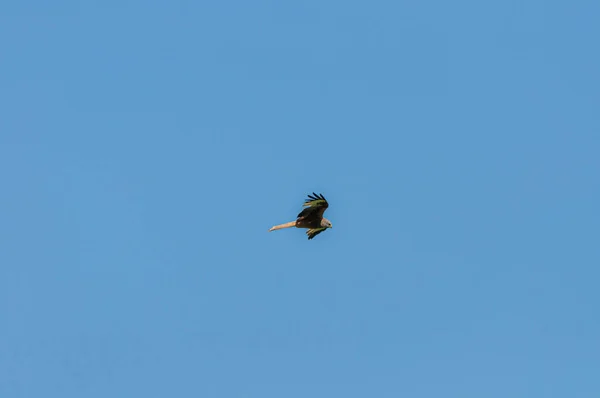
left=269, top=192, right=333, bottom=240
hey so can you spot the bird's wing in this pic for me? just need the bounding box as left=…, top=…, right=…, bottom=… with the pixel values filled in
left=297, top=192, right=329, bottom=220
left=306, top=227, right=327, bottom=240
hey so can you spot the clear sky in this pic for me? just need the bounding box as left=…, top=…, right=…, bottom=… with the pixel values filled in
left=1, top=1, right=599, bottom=397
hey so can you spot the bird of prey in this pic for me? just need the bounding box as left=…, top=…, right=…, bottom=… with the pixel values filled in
left=269, top=193, right=333, bottom=240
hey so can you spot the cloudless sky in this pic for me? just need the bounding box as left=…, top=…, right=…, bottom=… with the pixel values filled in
left=1, top=1, right=599, bottom=397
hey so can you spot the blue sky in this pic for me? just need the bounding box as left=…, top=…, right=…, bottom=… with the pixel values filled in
left=1, top=1, right=599, bottom=397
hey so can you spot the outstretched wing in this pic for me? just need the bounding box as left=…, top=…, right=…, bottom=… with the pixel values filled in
left=297, top=192, right=329, bottom=220
left=306, top=227, right=327, bottom=240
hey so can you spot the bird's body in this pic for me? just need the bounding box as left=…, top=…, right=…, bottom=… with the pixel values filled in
left=269, top=193, right=332, bottom=240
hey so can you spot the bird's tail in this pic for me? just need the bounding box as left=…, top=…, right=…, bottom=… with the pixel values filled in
left=269, top=221, right=296, bottom=232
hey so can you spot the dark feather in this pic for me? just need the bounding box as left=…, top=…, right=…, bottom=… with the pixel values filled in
left=307, top=228, right=327, bottom=240
left=297, top=192, right=329, bottom=219
left=297, top=207, right=316, bottom=219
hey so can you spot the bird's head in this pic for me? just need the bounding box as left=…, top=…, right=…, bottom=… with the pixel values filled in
left=322, top=218, right=333, bottom=228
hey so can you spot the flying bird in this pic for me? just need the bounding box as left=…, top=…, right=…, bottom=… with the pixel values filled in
left=269, top=193, right=333, bottom=240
